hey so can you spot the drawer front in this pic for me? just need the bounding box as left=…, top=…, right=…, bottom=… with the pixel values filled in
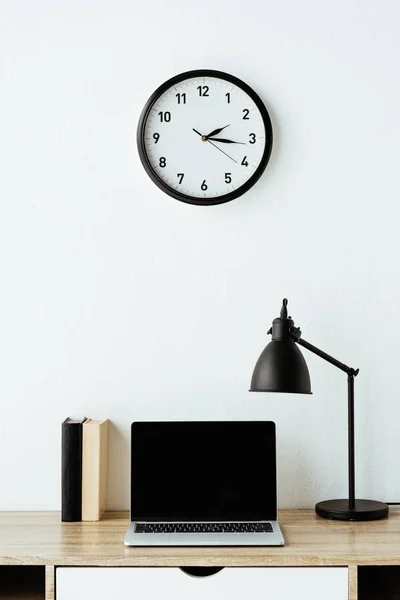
left=57, top=566, right=349, bottom=600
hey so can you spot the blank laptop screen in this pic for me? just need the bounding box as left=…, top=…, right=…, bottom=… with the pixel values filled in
left=130, top=421, right=276, bottom=522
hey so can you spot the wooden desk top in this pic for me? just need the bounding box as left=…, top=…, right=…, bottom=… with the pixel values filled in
left=0, top=510, right=399, bottom=567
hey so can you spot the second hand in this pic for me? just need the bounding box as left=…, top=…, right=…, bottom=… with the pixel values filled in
left=207, top=139, right=238, bottom=164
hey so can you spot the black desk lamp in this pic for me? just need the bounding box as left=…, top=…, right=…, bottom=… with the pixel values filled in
left=250, top=298, right=388, bottom=521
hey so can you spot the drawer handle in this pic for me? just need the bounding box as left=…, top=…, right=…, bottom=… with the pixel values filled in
left=180, top=567, right=225, bottom=578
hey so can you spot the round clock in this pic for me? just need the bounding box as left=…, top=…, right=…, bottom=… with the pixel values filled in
left=137, top=69, right=273, bottom=206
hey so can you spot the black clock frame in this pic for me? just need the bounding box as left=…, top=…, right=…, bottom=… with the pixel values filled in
left=137, top=69, right=273, bottom=206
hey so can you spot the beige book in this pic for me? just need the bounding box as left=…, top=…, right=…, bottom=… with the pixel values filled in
left=82, top=419, right=109, bottom=521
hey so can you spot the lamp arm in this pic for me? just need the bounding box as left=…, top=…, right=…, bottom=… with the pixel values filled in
left=290, top=328, right=359, bottom=377
left=290, top=326, right=357, bottom=509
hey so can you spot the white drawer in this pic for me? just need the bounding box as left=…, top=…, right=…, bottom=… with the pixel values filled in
left=56, top=566, right=349, bottom=600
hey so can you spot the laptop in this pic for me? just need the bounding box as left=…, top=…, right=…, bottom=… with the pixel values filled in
left=124, top=421, right=284, bottom=546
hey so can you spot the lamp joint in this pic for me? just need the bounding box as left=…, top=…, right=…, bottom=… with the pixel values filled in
left=289, top=325, right=302, bottom=342
left=349, top=368, right=360, bottom=377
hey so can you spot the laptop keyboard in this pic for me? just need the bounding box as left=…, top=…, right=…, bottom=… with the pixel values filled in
left=136, top=523, right=273, bottom=534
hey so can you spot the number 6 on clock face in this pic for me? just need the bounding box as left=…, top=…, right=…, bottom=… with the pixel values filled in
left=137, top=70, right=273, bottom=206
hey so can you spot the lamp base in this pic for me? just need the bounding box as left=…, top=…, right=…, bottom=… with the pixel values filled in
left=315, top=499, right=389, bottom=521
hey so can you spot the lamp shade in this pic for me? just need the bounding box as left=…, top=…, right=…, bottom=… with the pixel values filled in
left=250, top=298, right=312, bottom=393
left=250, top=339, right=312, bottom=393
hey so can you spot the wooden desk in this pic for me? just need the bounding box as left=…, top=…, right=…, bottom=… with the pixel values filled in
left=1, top=510, right=400, bottom=599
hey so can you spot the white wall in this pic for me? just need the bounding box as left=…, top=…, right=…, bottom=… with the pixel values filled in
left=1, top=0, right=399, bottom=511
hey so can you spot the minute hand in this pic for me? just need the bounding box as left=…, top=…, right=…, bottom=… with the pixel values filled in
left=207, top=137, right=246, bottom=145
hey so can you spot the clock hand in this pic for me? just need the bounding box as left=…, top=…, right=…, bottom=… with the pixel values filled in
left=207, top=137, right=246, bottom=145
left=207, top=139, right=238, bottom=163
left=205, top=125, right=230, bottom=138
left=193, top=127, right=238, bottom=162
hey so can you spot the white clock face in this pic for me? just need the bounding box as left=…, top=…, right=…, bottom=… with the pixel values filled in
left=138, top=71, right=273, bottom=205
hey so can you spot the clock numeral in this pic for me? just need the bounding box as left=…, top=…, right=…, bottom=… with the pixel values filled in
left=241, top=156, right=249, bottom=167
left=243, top=109, right=250, bottom=120
left=177, top=173, right=184, bottom=184
left=158, top=111, right=171, bottom=122
left=159, top=157, right=167, bottom=168
left=176, top=93, right=186, bottom=104
left=153, top=133, right=160, bottom=143
left=225, top=173, right=232, bottom=184
left=249, top=132, right=256, bottom=144
left=225, top=92, right=231, bottom=103
left=197, top=85, right=209, bottom=97
left=201, top=180, right=208, bottom=191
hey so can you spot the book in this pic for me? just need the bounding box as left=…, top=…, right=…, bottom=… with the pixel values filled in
left=82, top=419, right=109, bottom=521
left=61, top=417, right=86, bottom=522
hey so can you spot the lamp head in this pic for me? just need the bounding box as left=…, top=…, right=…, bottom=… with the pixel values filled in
left=250, top=298, right=312, bottom=394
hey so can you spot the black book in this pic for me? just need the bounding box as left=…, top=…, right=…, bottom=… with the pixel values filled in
left=62, top=417, right=86, bottom=522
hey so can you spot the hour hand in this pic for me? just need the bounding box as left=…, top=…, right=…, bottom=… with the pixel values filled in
left=207, top=137, right=246, bottom=145
left=205, top=125, right=230, bottom=138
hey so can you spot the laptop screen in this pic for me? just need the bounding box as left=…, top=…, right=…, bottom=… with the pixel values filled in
left=131, top=421, right=276, bottom=522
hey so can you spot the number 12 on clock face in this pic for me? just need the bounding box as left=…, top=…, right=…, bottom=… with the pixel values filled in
left=137, top=69, right=273, bottom=206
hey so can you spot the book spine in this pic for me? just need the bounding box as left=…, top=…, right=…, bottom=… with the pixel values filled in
left=61, top=422, right=83, bottom=522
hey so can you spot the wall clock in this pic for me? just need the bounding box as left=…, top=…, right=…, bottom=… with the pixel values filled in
left=137, top=69, right=273, bottom=206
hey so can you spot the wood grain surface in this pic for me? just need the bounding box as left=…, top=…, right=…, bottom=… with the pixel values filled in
left=0, top=510, right=399, bottom=567
left=45, top=566, right=54, bottom=600
left=348, top=565, right=358, bottom=600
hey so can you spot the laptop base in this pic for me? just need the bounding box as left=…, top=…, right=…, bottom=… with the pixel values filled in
left=124, top=521, right=284, bottom=546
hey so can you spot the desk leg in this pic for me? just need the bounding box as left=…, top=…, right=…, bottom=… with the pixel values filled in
left=46, top=565, right=55, bottom=600
left=349, top=565, right=358, bottom=600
